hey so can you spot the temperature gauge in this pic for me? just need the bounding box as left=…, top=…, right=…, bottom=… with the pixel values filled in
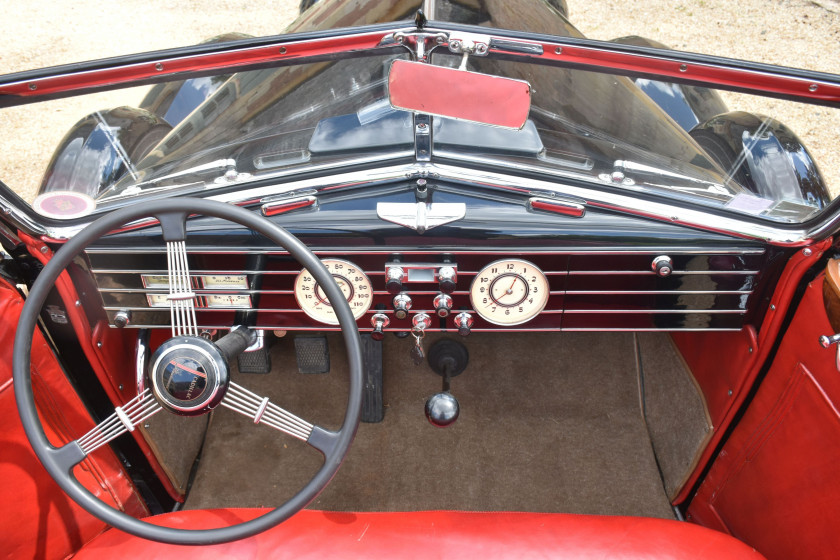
left=470, top=259, right=549, bottom=325
left=205, top=294, right=252, bottom=309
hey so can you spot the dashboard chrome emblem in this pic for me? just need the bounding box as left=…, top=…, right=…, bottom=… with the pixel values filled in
left=377, top=202, right=466, bottom=234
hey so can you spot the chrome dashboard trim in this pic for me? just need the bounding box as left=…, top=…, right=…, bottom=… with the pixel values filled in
left=85, top=248, right=766, bottom=255
left=7, top=159, right=816, bottom=246
left=113, top=323, right=744, bottom=333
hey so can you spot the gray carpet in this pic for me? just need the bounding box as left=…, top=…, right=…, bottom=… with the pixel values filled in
left=186, top=332, right=674, bottom=519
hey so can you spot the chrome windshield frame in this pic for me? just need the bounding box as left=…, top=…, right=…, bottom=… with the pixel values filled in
left=1, top=20, right=840, bottom=247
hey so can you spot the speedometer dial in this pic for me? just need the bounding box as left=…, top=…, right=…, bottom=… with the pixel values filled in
left=294, top=259, right=372, bottom=325
left=470, top=259, right=549, bottom=326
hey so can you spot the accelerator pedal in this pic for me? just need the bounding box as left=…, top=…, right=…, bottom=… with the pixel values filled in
left=294, top=334, right=330, bottom=374
left=361, top=333, right=384, bottom=423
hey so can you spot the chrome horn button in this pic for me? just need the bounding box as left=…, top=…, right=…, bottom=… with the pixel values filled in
left=149, top=336, right=229, bottom=416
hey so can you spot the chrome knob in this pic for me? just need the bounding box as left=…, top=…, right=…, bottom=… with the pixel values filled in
left=114, top=310, right=131, bottom=328
left=652, top=255, right=673, bottom=277
left=433, top=293, right=453, bottom=318
left=393, top=293, right=413, bottom=320
left=438, top=266, right=457, bottom=294
left=370, top=313, right=390, bottom=341
left=454, top=312, right=473, bottom=337
left=425, top=392, right=460, bottom=427
left=386, top=266, right=405, bottom=295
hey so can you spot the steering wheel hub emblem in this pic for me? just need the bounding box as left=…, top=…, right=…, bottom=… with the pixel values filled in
left=162, top=356, right=208, bottom=400
left=150, top=336, right=229, bottom=416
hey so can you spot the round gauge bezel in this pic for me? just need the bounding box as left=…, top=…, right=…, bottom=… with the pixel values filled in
left=294, top=259, right=373, bottom=325
left=469, top=258, right=550, bottom=326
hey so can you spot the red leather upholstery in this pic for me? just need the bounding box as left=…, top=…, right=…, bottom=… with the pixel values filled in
left=0, top=278, right=148, bottom=560
left=72, top=509, right=765, bottom=559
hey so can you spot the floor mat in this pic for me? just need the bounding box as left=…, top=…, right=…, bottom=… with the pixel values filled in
left=186, top=332, right=674, bottom=518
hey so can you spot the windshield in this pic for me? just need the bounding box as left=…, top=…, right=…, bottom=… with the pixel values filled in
left=1, top=0, right=838, bottom=226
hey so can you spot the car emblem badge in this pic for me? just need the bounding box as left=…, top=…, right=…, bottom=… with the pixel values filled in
left=377, top=202, right=466, bottom=234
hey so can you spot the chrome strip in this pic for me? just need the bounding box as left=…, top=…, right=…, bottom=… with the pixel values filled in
left=95, top=271, right=760, bottom=280
left=562, top=309, right=746, bottom=314
left=114, top=324, right=743, bottom=332
left=135, top=329, right=149, bottom=394
left=104, top=306, right=745, bottom=314
left=27, top=159, right=813, bottom=245
left=85, top=248, right=766, bottom=255
left=565, top=290, right=751, bottom=294
left=429, top=163, right=812, bottom=246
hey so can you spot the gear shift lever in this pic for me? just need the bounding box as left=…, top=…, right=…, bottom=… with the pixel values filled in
left=424, top=338, right=469, bottom=427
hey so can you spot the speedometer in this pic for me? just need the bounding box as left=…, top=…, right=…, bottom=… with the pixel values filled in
left=294, top=259, right=373, bottom=325
left=470, top=259, right=550, bottom=325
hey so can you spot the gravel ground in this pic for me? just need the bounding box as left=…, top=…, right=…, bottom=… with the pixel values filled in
left=1, top=0, right=839, bottom=203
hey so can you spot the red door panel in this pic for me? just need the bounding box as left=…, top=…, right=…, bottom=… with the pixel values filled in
left=688, top=273, right=840, bottom=560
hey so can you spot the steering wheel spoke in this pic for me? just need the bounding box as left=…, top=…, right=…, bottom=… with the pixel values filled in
left=166, top=240, right=198, bottom=337
left=76, top=388, right=162, bottom=455
left=221, top=382, right=316, bottom=442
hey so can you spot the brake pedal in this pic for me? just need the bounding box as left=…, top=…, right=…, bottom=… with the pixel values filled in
left=294, top=334, right=330, bottom=374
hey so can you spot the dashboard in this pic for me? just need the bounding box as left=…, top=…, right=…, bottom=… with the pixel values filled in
left=82, top=183, right=776, bottom=335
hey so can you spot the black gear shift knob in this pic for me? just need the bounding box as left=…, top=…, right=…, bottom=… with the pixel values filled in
left=425, top=392, right=460, bottom=427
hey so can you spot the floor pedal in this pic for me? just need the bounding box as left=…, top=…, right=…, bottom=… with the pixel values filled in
left=294, top=335, right=330, bottom=374
left=361, top=333, right=384, bottom=423
left=237, top=346, right=271, bottom=374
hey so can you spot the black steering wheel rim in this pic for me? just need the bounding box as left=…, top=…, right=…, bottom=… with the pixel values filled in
left=12, top=197, right=363, bottom=545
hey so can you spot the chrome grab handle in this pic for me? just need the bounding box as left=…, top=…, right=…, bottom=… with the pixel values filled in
left=819, top=333, right=840, bottom=371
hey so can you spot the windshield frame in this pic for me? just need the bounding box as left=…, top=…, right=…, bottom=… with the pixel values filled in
left=2, top=19, right=840, bottom=246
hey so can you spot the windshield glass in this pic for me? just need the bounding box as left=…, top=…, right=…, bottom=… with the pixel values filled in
left=1, top=0, right=838, bottom=226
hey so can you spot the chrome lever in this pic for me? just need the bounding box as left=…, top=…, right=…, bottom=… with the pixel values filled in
left=819, top=333, right=840, bottom=371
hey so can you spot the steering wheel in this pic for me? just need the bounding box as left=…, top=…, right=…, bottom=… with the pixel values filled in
left=12, top=198, right=363, bottom=544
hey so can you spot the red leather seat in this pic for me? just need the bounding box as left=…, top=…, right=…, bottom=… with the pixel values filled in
left=72, top=509, right=765, bottom=559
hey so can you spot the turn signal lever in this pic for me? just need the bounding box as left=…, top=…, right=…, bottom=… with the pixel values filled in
left=424, top=338, right=469, bottom=427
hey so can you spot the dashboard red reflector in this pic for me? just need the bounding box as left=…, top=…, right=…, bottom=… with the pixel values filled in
left=261, top=197, right=316, bottom=217
left=528, top=198, right=585, bottom=217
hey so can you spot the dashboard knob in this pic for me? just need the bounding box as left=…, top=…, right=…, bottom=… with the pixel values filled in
left=393, top=293, right=413, bottom=320
left=454, top=312, right=473, bottom=337
left=370, top=313, right=390, bottom=341
left=113, top=310, right=131, bottom=328
left=652, top=255, right=674, bottom=277
left=433, top=293, right=453, bottom=318
left=386, top=266, right=405, bottom=295
left=438, top=266, right=457, bottom=294
left=412, top=312, right=432, bottom=334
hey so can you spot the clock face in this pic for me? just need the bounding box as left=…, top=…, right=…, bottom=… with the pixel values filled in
left=470, top=259, right=549, bottom=326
